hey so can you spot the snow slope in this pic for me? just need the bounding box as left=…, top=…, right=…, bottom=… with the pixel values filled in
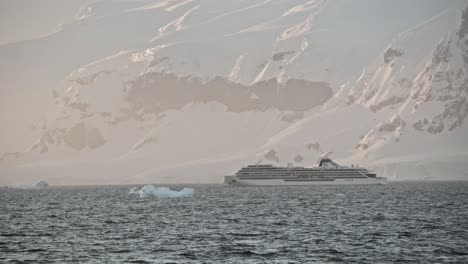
left=1, top=0, right=467, bottom=185
left=0, top=0, right=452, bottom=153
left=270, top=2, right=468, bottom=181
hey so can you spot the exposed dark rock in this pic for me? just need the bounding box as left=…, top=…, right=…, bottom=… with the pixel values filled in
left=125, top=73, right=332, bottom=115
left=45, top=133, right=54, bottom=144
left=384, top=48, right=404, bottom=63
left=281, top=112, right=304, bottom=123
left=307, top=142, right=320, bottom=152
left=399, top=78, right=413, bottom=87
left=422, top=96, right=468, bottom=133
left=32, top=124, right=106, bottom=153
left=272, top=51, right=294, bottom=61
left=427, top=119, right=444, bottom=134
left=355, top=143, right=368, bottom=150
left=293, top=154, right=304, bottom=163
left=432, top=40, right=452, bottom=65
left=413, top=120, right=425, bottom=131
left=64, top=122, right=87, bottom=150
left=379, top=115, right=406, bottom=132
left=363, top=89, right=376, bottom=102
left=72, top=70, right=114, bottom=86
left=444, top=97, right=468, bottom=131
left=264, top=149, right=280, bottom=163
left=438, top=94, right=454, bottom=102
left=69, top=101, right=91, bottom=112
left=87, top=128, right=106, bottom=149
left=433, top=71, right=449, bottom=82
left=58, top=115, right=71, bottom=121
left=80, top=113, right=93, bottom=119
left=369, top=96, right=405, bottom=112
left=40, top=145, right=48, bottom=154
left=100, top=112, right=112, bottom=118
left=458, top=6, right=468, bottom=39
left=105, top=108, right=138, bottom=125
left=149, top=56, right=169, bottom=67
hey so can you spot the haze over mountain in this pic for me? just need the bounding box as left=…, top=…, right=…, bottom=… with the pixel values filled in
left=1, top=0, right=467, bottom=185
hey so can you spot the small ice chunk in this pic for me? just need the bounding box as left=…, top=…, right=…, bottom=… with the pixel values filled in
left=128, top=187, right=139, bottom=195
left=128, top=185, right=194, bottom=198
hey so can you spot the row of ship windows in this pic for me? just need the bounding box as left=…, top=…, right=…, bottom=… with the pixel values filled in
left=238, top=176, right=368, bottom=179
left=237, top=177, right=367, bottom=180
left=239, top=171, right=363, bottom=173
left=238, top=170, right=365, bottom=173
left=237, top=173, right=365, bottom=176
left=237, top=176, right=366, bottom=179
left=240, top=169, right=367, bottom=172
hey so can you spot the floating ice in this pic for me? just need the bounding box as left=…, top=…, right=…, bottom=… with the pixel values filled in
left=128, top=187, right=139, bottom=195
left=128, top=185, right=194, bottom=198
left=10, top=181, right=49, bottom=190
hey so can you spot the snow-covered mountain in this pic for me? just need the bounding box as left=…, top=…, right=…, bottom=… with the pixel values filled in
left=274, top=3, right=468, bottom=181
left=0, top=0, right=452, bottom=153
left=1, top=0, right=467, bottom=185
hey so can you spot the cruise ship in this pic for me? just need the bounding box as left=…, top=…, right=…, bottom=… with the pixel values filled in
left=224, top=154, right=387, bottom=186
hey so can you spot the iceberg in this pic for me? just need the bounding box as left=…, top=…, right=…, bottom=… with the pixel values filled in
left=128, top=185, right=194, bottom=198
left=10, top=181, right=49, bottom=190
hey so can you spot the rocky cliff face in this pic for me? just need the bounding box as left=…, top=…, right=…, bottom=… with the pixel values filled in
left=352, top=5, right=468, bottom=149
left=330, top=5, right=468, bottom=179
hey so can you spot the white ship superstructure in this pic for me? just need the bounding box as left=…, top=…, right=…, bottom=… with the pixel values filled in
left=225, top=156, right=387, bottom=186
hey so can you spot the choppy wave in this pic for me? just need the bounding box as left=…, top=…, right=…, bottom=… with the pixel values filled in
left=0, top=182, right=467, bottom=263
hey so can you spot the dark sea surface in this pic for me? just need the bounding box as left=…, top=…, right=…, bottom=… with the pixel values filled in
left=1, top=182, right=468, bottom=263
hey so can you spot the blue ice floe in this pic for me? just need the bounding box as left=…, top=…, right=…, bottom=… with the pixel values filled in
left=128, top=185, right=194, bottom=198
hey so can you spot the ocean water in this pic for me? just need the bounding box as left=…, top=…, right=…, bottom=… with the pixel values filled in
left=1, top=182, right=467, bottom=263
